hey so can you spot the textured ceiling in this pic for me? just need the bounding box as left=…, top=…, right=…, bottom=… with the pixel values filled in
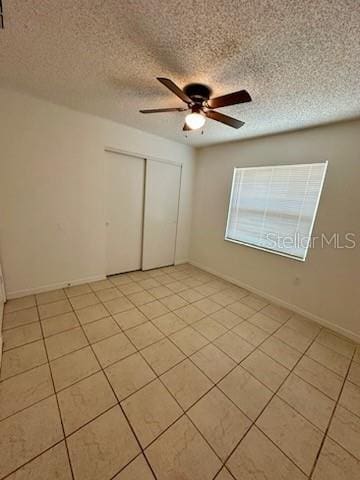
left=0, top=0, right=359, bottom=147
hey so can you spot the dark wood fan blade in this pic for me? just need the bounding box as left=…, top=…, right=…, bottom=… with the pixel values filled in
left=183, top=123, right=191, bottom=131
left=139, top=107, right=187, bottom=113
left=157, top=78, right=192, bottom=104
left=207, top=90, right=251, bottom=109
left=205, top=110, right=245, bottom=129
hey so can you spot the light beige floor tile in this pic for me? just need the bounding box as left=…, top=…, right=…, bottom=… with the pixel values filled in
left=67, top=405, right=139, bottom=480
left=127, top=290, right=155, bottom=306
left=6, top=442, right=72, bottom=480
left=195, top=284, right=222, bottom=297
left=45, top=327, right=88, bottom=360
left=241, top=350, right=289, bottom=392
left=260, top=336, right=302, bottom=369
left=178, top=288, right=204, bottom=303
left=275, top=325, right=313, bottom=352
left=88, top=278, right=113, bottom=291
left=286, top=315, right=322, bottom=339
left=262, top=304, right=292, bottom=324
left=223, top=286, right=249, bottom=300
left=125, top=322, right=164, bottom=350
left=104, top=296, right=134, bottom=315
left=227, top=426, right=306, bottom=480
left=317, top=330, right=355, bottom=359
left=227, top=301, right=256, bottom=319
left=142, top=338, right=185, bottom=375
left=340, top=380, right=360, bottom=417
left=312, top=437, right=360, bottom=480
left=170, top=326, right=209, bottom=355
left=349, top=361, right=360, bottom=387
left=214, top=331, right=254, bottom=362
left=38, top=299, right=72, bottom=319
left=241, top=294, right=269, bottom=311
left=147, top=285, right=173, bottom=299
left=0, top=364, right=53, bottom=420
left=188, top=387, right=251, bottom=460
left=161, top=359, right=213, bottom=410
left=65, top=284, right=91, bottom=297
left=83, top=316, right=120, bottom=343
left=95, top=286, right=123, bottom=302
left=167, top=281, right=188, bottom=293
left=113, top=454, right=154, bottom=479
left=105, top=353, right=156, bottom=400
left=69, top=292, right=99, bottom=310
left=193, top=298, right=224, bottom=315
left=306, top=342, right=351, bottom=377
left=57, top=371, right=116, bottom=435
left=4, top=295, right=36, bottom=313
left=328, top=405, right=360, bottom=460
left=233, top=321, right=269, bottom=346
left=210, top=308, right=243, bottom=329
left=192, top=316, right=227, bottom=341
left=173, top=304, right=206, bottom=324
left=113, top=308, right=148, bottom=330
left=41, top=312, right=79, bottom=337
left=1, top=340, right=47, bottom=380
left=146, top=415, right=221, bottom=479
left=122, top=379, right=182, bottom=447
left=219, top=366, right=272, bottom=420
left=92, top=332, right=136, bottom=367
left=278, top=374, right=335, bottom=431
left=152, top=312, right=186, bottom=335
left=75, top=303, right=108, bottom=324
left=3, top=307, right=39, bottom=330
left=209, top=291, right=238, bottom=307
left=36, top=289, right=66, bottom=306
left=138, top=278, right=161, bottom=290
left=294, top=356, right=343, bottom=400
left=110, top=275, right=133, bottom=287
left=118, top=282, right=144, bottom=295
left=160, top=294, right=188, bottom=311
left=0, top=396, right=63, bottom=479
left=165, top=281, right=188, bottom=293
left=354, top=347, right=360, bottom=364
left=3, top=322, right=42, bottom=351
left=191, top=343, right=236, bottom=382
left=139, top=300, right=170, bottom=319
left=50, top=346, right=100, bottom=391
left=256, top=396, right=323, bottom=475
left=248, top=312, right=281, bottom=334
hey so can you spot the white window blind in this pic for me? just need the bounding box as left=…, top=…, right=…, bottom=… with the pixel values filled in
left=225, top=162, right=328, bottom=261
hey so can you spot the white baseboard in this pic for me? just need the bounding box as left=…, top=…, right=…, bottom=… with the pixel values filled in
left=189, top=260, right=360, bottom=344
left=6, top=274, right=106, bottom=299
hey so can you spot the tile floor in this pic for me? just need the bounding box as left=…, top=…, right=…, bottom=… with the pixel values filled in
left=0, top=264, right=359, bottom=479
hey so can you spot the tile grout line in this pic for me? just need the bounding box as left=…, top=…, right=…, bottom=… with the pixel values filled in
left=308, top=348, right=357, bottom=478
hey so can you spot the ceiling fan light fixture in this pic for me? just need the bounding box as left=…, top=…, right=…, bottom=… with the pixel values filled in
left=185, top=111, right=206, bottom=130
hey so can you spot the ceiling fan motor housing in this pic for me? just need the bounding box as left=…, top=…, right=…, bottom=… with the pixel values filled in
left=183, top=83, right=212, bottom=105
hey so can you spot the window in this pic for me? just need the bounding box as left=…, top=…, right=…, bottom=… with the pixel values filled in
left=225, top=162, right=328, bottom=261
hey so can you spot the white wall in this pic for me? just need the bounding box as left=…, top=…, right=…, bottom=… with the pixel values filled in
left=0, top=88, right=195, bottom=297
left=191, top=120, right=360, bottom=340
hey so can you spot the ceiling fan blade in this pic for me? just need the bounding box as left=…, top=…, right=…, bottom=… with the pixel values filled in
left=183, top=123, right=191, bottom=131
left=205, top=110, right=245, bottom=129
left=207, top=90, right=251, bottom=109
left=157, top=77, right=192, bottom=104
left=139, top=107, right=187, bottom=113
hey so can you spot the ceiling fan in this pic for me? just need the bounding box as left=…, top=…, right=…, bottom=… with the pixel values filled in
left=139, top=78, right=252, bottom=132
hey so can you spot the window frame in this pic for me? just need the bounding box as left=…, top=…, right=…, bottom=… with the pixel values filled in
left=224, top=162, right=328, bottom=262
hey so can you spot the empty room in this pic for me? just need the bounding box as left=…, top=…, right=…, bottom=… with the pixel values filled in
left=0, top=1, right=359, bottom=479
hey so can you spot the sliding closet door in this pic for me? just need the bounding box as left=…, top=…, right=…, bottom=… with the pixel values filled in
left=105, top=153, right=145, bottom=275
left=142, top=159, right=181, bottom=270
